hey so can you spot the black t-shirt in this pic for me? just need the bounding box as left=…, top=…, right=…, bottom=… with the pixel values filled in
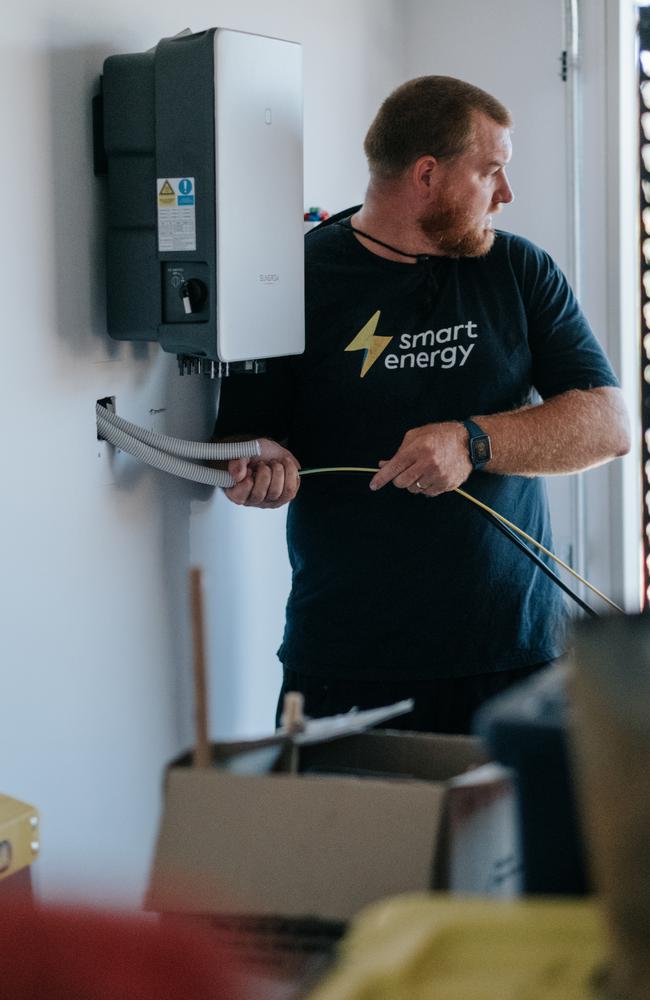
left=215, top=221, right=619, bottom=680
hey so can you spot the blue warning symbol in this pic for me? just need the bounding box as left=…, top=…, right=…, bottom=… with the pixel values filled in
left=179, top=178, right=193, bottom=195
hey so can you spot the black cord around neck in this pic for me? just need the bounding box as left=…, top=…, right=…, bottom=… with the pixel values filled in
left=349, top=224, right=433, bottom=263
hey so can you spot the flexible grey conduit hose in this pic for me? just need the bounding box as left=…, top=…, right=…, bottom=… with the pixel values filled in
left=95, top=404, right=259, bottom=460
left=95, top=404, right=260, bottom=488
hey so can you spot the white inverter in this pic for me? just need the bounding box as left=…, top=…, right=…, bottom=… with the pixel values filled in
left=95, top=28, right=304, bottom=371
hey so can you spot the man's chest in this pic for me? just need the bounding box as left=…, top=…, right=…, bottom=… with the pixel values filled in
left=301, top=274, right=532, bottom=420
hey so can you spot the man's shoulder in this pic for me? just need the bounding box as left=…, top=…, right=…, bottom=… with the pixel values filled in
left=491, top=229, right=556, bottom=269
left=492, top=229, right=544, bottom=256
left=305, top=217, right=353, bottom=259
left=484, top=230, right=566, bottom=291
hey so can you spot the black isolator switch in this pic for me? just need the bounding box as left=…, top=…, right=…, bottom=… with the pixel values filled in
left=180, top=279, right=208, bottom=315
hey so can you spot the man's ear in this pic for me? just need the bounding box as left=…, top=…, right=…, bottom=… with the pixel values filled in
left=412, top=155, right=439, bottom=195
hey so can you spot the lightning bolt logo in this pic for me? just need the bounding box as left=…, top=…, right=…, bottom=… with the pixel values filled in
left=344, top=310, right=393, bottom=378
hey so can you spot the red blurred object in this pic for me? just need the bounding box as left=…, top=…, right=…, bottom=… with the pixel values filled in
left=0, top=898, right=249, bottom=1000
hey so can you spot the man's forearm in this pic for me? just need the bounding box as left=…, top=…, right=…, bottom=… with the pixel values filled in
left=368, top=386, right=630, bottom=495
left=476, top=386, right=631, bottom=476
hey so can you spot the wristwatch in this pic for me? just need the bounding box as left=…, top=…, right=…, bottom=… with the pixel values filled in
left=463, top=419, right=492, bottom=470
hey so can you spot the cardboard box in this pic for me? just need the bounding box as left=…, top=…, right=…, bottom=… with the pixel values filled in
left=147, top=726, right=520, bottom=924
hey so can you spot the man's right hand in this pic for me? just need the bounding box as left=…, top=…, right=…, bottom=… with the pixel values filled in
left=224, top=439, right=301, bottom=509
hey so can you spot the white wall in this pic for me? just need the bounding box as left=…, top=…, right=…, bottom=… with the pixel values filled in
left=1, top=0, right=405, bottom=907
left=2, top=0, right=636, bottom=910
left=405, top=0, right=570, bottom=262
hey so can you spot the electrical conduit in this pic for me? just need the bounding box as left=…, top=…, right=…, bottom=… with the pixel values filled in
left=95, top=403, right=259, bottom=488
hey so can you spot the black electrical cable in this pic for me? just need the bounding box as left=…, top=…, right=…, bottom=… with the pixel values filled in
left=454, top=491, right=599, bottom=618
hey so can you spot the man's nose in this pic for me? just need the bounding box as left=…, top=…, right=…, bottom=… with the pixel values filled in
left=497, top=172, right=514, bottom=206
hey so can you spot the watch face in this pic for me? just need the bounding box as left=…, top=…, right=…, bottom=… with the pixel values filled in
left=471, top=435, right=492, bottom=464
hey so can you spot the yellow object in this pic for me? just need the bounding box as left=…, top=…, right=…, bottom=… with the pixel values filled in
left=307, top=893, right=609, bottom=1000
left=344, top=311, right=392, bottom=378
left=0, top=794, right=40, bottom=880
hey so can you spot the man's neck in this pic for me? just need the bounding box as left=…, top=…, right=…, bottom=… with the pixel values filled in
left=351, top=196, right=441, bottom=261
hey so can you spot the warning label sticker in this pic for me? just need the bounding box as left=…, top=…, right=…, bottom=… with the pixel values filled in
left=157, top=177, right=196, bottom=252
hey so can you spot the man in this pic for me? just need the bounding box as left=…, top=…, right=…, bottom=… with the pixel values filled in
left=214, top=76, right=630, bottom=734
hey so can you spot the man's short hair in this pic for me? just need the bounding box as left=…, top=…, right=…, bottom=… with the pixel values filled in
left=364, top=76, right=512, bottom=180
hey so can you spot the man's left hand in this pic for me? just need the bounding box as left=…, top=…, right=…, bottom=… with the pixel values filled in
left=369, top=422, right=472, bottom=496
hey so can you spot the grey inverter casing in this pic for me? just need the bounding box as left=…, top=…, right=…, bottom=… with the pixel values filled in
left=100, top=28, right=304, bottom=363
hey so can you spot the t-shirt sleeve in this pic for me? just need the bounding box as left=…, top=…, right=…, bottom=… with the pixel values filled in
left=212, top=356, right=297, bottom=442
left=513, top=238, right=619, bottom=399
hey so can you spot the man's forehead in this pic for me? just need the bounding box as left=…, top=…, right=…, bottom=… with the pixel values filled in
left=470, top=111, right=512, bottom=161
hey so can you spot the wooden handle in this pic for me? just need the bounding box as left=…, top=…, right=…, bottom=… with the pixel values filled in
left=281, top=691, right=305, bottom=733
left=190, top=567, right=211, bottom=768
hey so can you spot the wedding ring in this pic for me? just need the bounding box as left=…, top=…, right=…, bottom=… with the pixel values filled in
left=415, top=480, right=424, bottom=490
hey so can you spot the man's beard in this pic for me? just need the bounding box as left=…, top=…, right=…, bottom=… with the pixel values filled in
left=419, top=202, right=495, bottom=258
